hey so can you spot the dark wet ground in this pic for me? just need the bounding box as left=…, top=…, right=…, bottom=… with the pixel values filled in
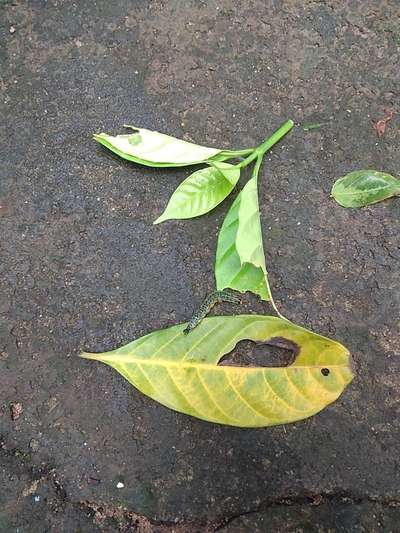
left=1, top=1, right=399, bottom=531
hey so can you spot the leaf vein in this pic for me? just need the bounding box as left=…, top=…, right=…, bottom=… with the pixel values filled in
left=196, top=368, right=239, bottom=424
left=226, top=372, right=268, bottom=421
left=165, top=367, right=204, bottom=418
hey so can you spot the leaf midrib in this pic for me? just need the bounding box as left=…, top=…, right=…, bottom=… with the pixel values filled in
left=335, top=185, right=399, bottom=197
left=89, top=356, right=348, bottom=371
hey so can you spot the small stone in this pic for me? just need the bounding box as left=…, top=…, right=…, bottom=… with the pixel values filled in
left=116, top=481, right=124, bottom=489
left=9, top=26, right=16, bottom=34
left=29, top=438, right=39, bottom=451
left=10, top=402, right=23, bottom=421
left=33, top=495, right=40, bottom=503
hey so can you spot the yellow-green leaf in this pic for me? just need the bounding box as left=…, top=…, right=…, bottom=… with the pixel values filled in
left=154, top=162, right=240, bottom=224
left=80, top=315, right=354, bottom=428
left=93, top=126, right=244, bottom=167
left=331, top=170, right=400, bottom=208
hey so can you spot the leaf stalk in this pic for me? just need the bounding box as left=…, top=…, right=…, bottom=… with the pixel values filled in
left=237, top=119, right=294, bottom=169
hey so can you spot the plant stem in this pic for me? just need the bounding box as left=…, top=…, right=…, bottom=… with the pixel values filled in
left=238, top=119, right=294, bottom=169
left=218, top=148, right=255, bottom=157
left=256, top=119, right=294, bottom=156
left=252, top=154, right=263, bottom=181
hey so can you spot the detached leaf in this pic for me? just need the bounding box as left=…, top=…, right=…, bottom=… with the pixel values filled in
left=302, top=122, right=326, bottom=131
left=215, top=179, right=270, bottom=301
left=332, top=170, right=400, bottom=208
left=154, top=162, right=240, bottom=224
left=81, top=315, right=354, bottom=428
left=94, top=126, right=230, bottom=167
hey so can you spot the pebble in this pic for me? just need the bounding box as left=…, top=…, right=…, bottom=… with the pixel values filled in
left=29, top=438, right=39, bottom=452
left=10, top=402, right=23, bottom=421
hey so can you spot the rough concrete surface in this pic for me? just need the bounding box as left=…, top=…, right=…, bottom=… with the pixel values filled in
left=0, top=1, right=399, bottom=531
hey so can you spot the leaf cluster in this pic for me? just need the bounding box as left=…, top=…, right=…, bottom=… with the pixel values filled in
left=84, top=120, right=361, bottom=427
left=94, top=121, right=294, bottom=303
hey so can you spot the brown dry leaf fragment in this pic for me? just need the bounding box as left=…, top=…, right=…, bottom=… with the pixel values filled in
left=373, top=109, right=394, bottom=137
left=10, top=402, right=23, bottom=420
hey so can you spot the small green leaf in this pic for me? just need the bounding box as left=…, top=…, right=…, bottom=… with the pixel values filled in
left=215, top=181, right=271, bottom=301
left=302, top=122, right=326, bottom=131
left=154, top=162, right=240, bottom=224
left=93, top=126, right=242, bottom=167
left=331, top=170, right=400, bottom=208
left=80, top=315, right=354, bottom=428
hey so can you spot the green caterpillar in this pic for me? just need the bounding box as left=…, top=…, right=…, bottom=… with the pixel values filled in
left=183, top=289, right=241, bottom=335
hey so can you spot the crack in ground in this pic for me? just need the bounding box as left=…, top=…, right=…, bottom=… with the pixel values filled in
left=77, top=499, right=209, bottom=533
left=2, top=437, right=399, bottom=532
left=0, top=436, right=210, bottom=532
left=213, top=492, right=400, bottom=531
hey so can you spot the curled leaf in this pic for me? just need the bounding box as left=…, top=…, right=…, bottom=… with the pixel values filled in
left=215, top=178, right=271, bottom=301
left=332, top=170, right=400, bottom=208
left=81, top=315, right=354, bottom=428
left=236, top=178, right=266, bottom=269
left=94, top=126, right=241, bottom=167
left=154, top=162, right=240, bottom=224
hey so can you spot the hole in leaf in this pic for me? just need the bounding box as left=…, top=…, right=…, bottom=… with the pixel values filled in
left=219, top=337, right=299, bottom=368
left=321, top=368, right=330, bottom=376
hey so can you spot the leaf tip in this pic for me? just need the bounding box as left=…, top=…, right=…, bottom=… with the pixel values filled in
left=79, top=351, right=99, bottom=361
left=153, top=215, right=165, bottom=225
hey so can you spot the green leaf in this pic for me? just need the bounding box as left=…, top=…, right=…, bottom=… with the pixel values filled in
left=80, top=315, right=354, bottom=428
left=215, top=178, right=270, bottom=301
left=236, top=178, right=267, bottom=269
left=331, top=170, right=400, bottom=208
left=154, top=162, right=240, bottom=224
left=93, top=126, right=242, bottom=167
left=302, top=122, right=326, bottom=131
